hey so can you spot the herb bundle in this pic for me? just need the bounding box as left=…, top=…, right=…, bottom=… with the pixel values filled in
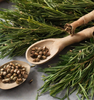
left=0, top=0, right=94, bottom=58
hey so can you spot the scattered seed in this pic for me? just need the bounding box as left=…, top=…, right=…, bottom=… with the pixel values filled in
left=29, top=79, right=33, bottom=83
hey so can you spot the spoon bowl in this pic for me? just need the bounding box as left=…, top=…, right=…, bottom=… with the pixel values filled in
left=26, top=39, right=59, bottom=65
left=0, top=60, right=30, bottom=90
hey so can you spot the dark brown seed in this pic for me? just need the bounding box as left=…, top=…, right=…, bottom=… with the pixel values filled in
left=11, top=69, right=14, bottom=74
left=7, top=69, right=11, bottom=73
left=13, top=73, right=17, bottom=77
left=31, top=50, right=35, bottom=54
left=15, top=63, right=18, bottom=66
left=29, top=79, right=33, bottom=84
left=30, top=54, right=34, bottom=57
left=17, top=70, right=20, bottom=74
left=9, top=62, right=13, bottom=66
left=46, top=52, right=50, bottom=56
left=5, top=78, right=10, bottom=83
left=9, top=65, right=12, bottom=68
left=0, top=75, right=2, bottom=79
left=17, top=78, right=23, bottom=82
left=32, top=59, right=36, bottom=62
left=0, top=72, right=3, bottom=76
left=31, top=47, right=36, bottom=51
left=15, top=66, right=19, bottom=69
left=16, top=80, right=20, bottom=84
left=46, top=49, right=49, bottom=52
left=23, top=74, right=28, bottom=79
left=43, top=51, right=46, bottom=55
left=3, top=65, right=6, bottom=68
left=43, top=46, right=46, bottom=51
left=6, top=64, right=10, bottom=67
left=12, top=63, right=15, bottom=67
left=21, top=71, right=26, bottom=76
left=22, top=68, right=26, bottom=71
left=39, top=51, right=42, bottom=55
left=11, top=66, right=14, bottom=69
left=34, top=52, right=38, bottom=56
left=36, top=58, right=40, bottom=62
left=42, top=56, right=47, bottom=59
left=36, top=50, right=39, bottom=53
left=6, top=73, right=11, bottom=78
left=18, top=74, right=21, bottom=78
left=3, top=71, right=7, bottom=76
left=14, top=69, right=18, bottom=73
left=38, top=47, right=42, bottom=51
left=22, top=66, right=25, bottom=69
left=18, top=64, right=21, bottom=67
left=2, top=79, right=6, bottom=83
left=35, top=47, right=38, bottom=50
left=1, top=68, right=4, bottom=71
left=37, top=55, right=41, bottom=59
left=10, top=76, right=14, bottom=80
left=13, top=77, right=17, bottom=81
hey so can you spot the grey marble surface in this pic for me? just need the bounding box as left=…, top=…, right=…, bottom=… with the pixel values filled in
left=0, top=1, right=78, bottom=100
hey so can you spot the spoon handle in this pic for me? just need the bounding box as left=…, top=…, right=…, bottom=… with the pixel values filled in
left=55, top=27, right=94, bottom=52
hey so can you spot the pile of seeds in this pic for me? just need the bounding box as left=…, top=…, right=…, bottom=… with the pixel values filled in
left=0, top=62, right=28, bottom=84
left=30, top=46, right=50, bottom=62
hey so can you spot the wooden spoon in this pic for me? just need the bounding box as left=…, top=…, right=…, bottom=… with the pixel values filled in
left=0, top=60, right=30, bottom=90
left=26, top=27, right=94, bottom=65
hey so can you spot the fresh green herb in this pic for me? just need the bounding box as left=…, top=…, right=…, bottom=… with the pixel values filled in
left=38, top=41, right=94, bottom=99
left=0, top=0, right=94, bottom=58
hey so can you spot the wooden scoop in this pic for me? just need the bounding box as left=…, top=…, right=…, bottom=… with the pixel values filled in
left=0, top=60, right=30, bottom=90
left=26, top=27, right=94, bottom=65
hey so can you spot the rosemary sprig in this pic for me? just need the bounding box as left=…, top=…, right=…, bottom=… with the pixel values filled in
left=0, top=0, right=94, bottom=58
left=38, top=40, right=94, bottom=99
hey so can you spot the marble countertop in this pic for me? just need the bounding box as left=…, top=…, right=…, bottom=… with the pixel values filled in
left=0, top=1, right=78, bottom=100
